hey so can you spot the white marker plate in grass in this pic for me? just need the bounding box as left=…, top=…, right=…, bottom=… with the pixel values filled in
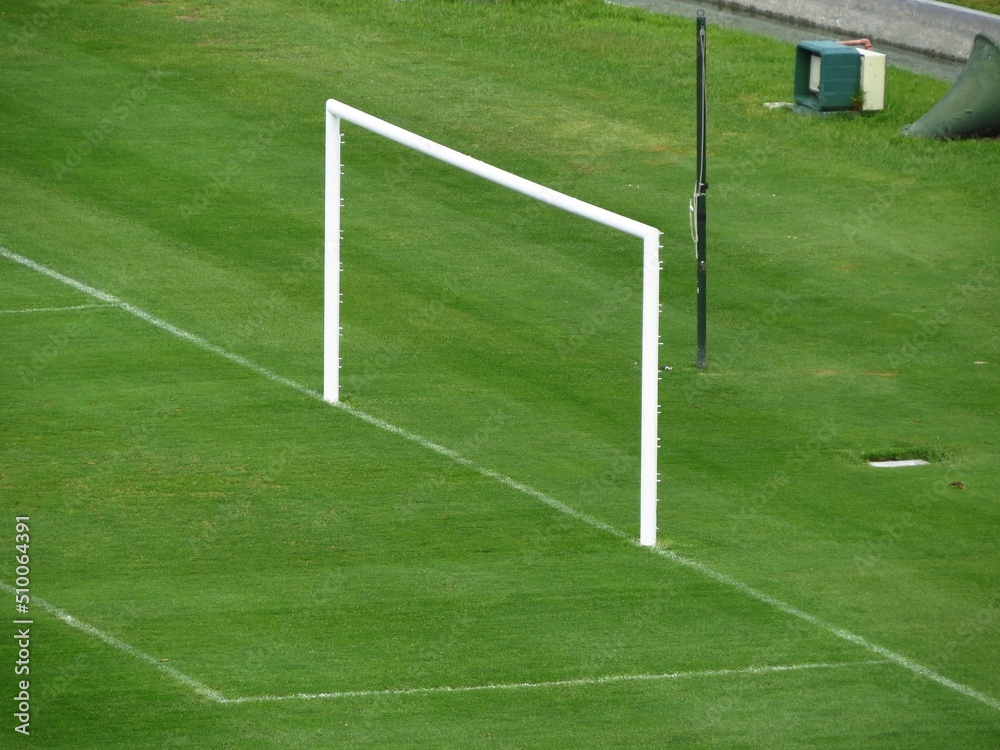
left=868, top=459, right=931, bottom=468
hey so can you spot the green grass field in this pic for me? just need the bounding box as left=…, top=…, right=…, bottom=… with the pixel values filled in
left=2, top=0, right=999, bottom=747
left=954, top=0, right=1000, bottom=15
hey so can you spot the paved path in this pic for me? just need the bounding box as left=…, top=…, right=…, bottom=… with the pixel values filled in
left=614, top=0, right=1000, bottom=62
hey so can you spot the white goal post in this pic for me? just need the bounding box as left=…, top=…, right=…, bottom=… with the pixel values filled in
left=324, top=98, right=662, bottom=546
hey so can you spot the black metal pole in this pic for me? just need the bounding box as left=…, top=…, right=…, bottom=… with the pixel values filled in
left=695, top=11, right=708, bottom=369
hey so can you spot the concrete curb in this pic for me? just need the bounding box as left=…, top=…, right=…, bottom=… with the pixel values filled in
left=709, top=0, right=1000, bottom=60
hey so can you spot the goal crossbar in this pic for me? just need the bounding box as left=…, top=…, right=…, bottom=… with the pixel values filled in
left=324, top=98, right=662, bottom=546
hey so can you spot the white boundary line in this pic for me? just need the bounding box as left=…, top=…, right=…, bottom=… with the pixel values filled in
left=221, top=660, right=892, bottom=704
left=0, top=303, right=111, bottom=314
left=3, top=245, right=999, bottom=713
left=0, top=577, right=889, bottom=705
left=0, top=581, right=224, bottom=702
left=648, top=547, right=1000, bottom=711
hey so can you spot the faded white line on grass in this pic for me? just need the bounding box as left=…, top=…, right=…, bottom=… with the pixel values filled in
left=0, top=580, right=225, bottom=703
left=221, top=660, right=892, bottom=704
left=4, top=245, right=998, bottom=713
left=0, top=303, right=112, bottom=314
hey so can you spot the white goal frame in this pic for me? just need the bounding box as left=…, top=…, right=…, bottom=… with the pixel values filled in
left=324, top=99, right=662, bottom=546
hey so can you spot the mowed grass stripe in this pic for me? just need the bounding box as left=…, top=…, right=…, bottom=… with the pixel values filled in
left=6, top=245, right=998, bottom=713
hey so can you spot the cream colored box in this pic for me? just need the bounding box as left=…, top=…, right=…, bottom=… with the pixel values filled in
left=858, top=49, right=886, bottom=111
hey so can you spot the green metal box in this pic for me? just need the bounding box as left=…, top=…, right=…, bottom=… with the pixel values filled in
left=794, top=41, right=862, bottom=112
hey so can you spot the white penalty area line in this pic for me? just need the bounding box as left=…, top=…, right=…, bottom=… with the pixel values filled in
left=0, top=575, right=890, bottom=706
left=0, top=303, right=112, bottom=314
left=3, top=245, right=999, bottom=714
left=222, top=660, right=892, bottom=704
